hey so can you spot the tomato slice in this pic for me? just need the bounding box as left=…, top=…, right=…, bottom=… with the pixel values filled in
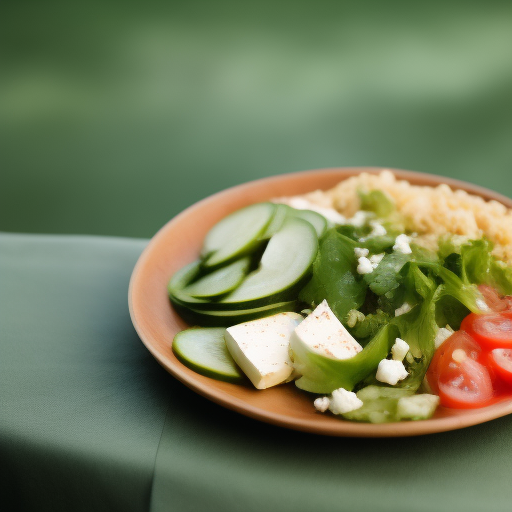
left=461, top=311, right=512, bottom=349
left=427, top=331, right=494, bottom=408
left=488, top=349, right=512, bottom=386
left=437, top=357, right=494, bottom=408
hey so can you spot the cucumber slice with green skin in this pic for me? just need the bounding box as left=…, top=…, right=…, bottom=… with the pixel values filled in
left=173, top=328, right=246, bottom=383
left=184, top=257, right=251, bottom=299
left=259, top=204, right=291, bottom=240
left=291, top=209, right=328, bottom=238
left=177, top=301, right=298, bottom=327
left=202, top=202, right=276, bottom=268
left=219, top=217, right=318, bottom=309
left=168, top=260, right=211, bottom=307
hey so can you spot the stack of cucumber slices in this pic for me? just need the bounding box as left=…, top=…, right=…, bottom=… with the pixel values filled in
left=168, top=202, right=326, bottom=327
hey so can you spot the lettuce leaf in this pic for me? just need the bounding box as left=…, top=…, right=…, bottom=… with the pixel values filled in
left=299, top=229, right=367, bottom=321
left=292, top=323, right=400, bottom=393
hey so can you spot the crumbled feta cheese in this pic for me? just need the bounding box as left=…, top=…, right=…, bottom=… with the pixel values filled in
left=394, top=302, right=412, bottom=317
left=476, top=298, right=491, bottom=312
left=368, top=220, right=387, bottom=237
left=391, top=337, right=410, bottom=361
left=375, top=359, right=409, bottom=385
left=393, top=234, right=412, bottom=254
left=328, top=388, right=363, bottom=415
left=434, top=326, right=454, bottom=349
left=347, top=210, right=371, bottom=227
left=314, top=396, right=331, bottom=412
left=396, top=394, right=440, bottom=420
left=357, top=256, right=374, bottom=274
left=346, top=309, right=365, bottom=328
left=354, top=247, right=369, bottom=258
left=452, top=349, right=467, bottom=363
left=224, top=312, right=303, bottom=389
left=369, top=253, right=385, bottom=269
left=290, top=300, right=362, bottom=360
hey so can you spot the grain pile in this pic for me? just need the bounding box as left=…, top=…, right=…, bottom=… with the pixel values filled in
left=300, top=170, right=512, bottom=263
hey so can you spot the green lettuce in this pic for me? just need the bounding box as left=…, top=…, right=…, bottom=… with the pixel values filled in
left=299, top=229, right=367, bottom=321
left=292, top=324, right=400, bottom=394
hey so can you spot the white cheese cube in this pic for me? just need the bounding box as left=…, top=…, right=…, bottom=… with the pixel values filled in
left=375, top=359, right=409, bottom=385
left=391, top=337, right=409, bottom=361
left=393, top=234, right=412, bottom=254
left=224, top=312, right=303, bottom=389
left=329, top=388, right=363, bottom=414
left=290, top=300, right=362, bottom=360
left=369, top=253, right=385, bottom=268
left=354, top=247, right=369, bottom=258
left=369, top=220, right=387, bottom=237
left=357, top=256, right=374, bottom=274
left=313, top=396, right=331, bottom=412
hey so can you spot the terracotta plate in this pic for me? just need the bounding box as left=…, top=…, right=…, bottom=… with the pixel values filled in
left=129, top=167, right=512, bottom=437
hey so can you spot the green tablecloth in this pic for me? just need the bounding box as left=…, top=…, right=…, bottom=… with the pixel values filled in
left=3, top=0, right=512, bottom=510
left=3, top=232, right=512, bottom=512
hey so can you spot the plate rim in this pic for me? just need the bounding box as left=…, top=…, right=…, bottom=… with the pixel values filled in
left=129, top=167, right=512, bottom=437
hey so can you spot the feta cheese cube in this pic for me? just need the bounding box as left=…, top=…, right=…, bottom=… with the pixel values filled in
left=357, top=256, right=374, bottom=274
left=369, top=220, right=387, bottom=237
left=313, top=396, right=331, bottom=412
left=391, top=338, right=409, bottom=361
left=375, top=359, right=409, bottom=385
left=369, top=253, right=385, bottom=269
left=354, top=247, right=369, bottom=258
left=224, top=312, right=303, bottom=389
left=290, top=300, right=362, bottom=360
left=393, top=234, right=412, bottom=254
left=329, top=388, right=363, bottom=414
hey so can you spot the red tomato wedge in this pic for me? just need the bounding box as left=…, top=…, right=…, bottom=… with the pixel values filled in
left=488, top=349, right=512, bottom=386
left=461, top=311, right=512, bottom=350
left=427, top=331, right=494, bottom=408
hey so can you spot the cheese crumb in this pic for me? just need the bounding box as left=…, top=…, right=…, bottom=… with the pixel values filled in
left=368, top=220, right=387, bottom=237
left=354, top=247, right=369, bottom=258
left=393, top=234, right=412, bottom=254
left=375, top=359, right=409, bottom=385
left=395, top=302, right=412, bottom=317
left=391, top=337, right=410, bottom=361
left=328, top=388, right=363, bottom=414
left=369, top=253, right=385, bottom=269
left=314, top=396, right=331, bottom=412
left=347, top=211, right=371, bottom=227
left=357, top=256, right=374, bottom=274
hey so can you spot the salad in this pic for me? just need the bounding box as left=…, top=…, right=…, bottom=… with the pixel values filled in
left=168, top=171, right=512, bottom=423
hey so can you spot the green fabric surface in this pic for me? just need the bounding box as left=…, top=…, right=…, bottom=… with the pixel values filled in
left=1, top=0, right=512, bottom=238
left=0, top=233, right=171, bottom=512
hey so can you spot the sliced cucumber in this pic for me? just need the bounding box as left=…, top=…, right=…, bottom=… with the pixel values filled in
left=168, top=260, right=210, bottom=307
left=291, top=209, right=328, bottom=238
left=202, top=202, right=276, bottom=268
left=259, top=203, right=290, bottom=240
left=184, top=257, right=251, bottom=298
left=219, top=217, right=318, bottom=309
left=180, top=301, right=298, bottom=327
left=173, top=328, right=246, bottom=383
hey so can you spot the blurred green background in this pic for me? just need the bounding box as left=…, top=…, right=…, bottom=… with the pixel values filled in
left=2, top=0, right=512, bottom=238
